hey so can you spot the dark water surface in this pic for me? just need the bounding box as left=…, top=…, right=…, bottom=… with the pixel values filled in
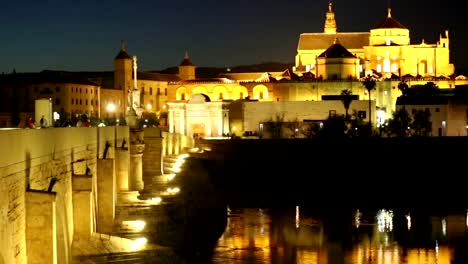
left=211, top=207, right=468, bottom=264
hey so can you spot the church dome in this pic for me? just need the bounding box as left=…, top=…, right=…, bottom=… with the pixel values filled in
left=372, top=8, right=406, bottom=29
left=318, top=39, right=356, bottom=58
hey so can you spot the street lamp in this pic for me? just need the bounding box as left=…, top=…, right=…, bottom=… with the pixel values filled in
left=107, top=103, right=116, bottom=114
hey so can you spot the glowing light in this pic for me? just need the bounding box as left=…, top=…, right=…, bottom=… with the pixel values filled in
left=355, top=209, right=362, bottom=228
left=150, top=197, right=162, bottom=204
left=166, top=173, right=176, bottom=181
left=295, top=206, right=300, bottom=228
left=190, top=147, right=200, bottom=152
left=377, top=209, right=394, bottom=232
left=406, top=213, right=411, bottom=230
left=146, top=103, right=152, bottom=110
left=442, top=218, right=447, bottom=236
left=122, top=220, right=146, bottom=232
left=167, top=187, right=180, bottom=194
left=107, top=103, right=116, bottom=112
left=130, top=237, right=147, bottom=251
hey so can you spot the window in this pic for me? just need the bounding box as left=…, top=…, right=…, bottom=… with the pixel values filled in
left=80, top=99, right=82, bottom=105
left=71, top=99, right=74, bottom=105
left=435, top=108, right=440, bottom=112
left=383, top=58, right=390, bottom=72
left=164, top=88, right=167, bottom=96
left=181, top=93, right=185, bottom=101
left=240, top=92, right=244, bottom=99
left=150, top=87, right=153, bottom=95
left=157, top=88, right=161, bottom=95
left=86, top=99, right=88, bottom=105
left=55, top=98, right=60, bottom=105
left=219, top=93, right=223, bottom=100
left=141, top=87, right=145, bottom=95
left=259, top=92, right=264, bottom=99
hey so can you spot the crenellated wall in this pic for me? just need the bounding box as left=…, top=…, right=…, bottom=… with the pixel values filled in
left=0, top=126, right=128, bottom=264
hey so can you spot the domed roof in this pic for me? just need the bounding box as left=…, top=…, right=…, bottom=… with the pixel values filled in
left=372, top=8, right=407, bottom=29
left=114, top=40, right=132, bottom=60
left=318, top=38, right=356, bottom=58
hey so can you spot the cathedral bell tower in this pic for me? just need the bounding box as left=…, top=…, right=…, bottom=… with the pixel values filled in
left=324, top=2, right=337, bottom=34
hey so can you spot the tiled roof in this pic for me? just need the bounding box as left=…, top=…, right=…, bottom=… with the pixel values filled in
left=372, top=17, right=406, bottom=29
left=114, top=50, right=132, bottom=60
left=219, top=72, right=287, bottom=82
left=318, top=42, right=356, bottom=58
left=137, top=72, right=181, bottom=82
left=297, top=32, right=369, bottom=50
left=179, top=57, right=195, bottom=66
left=372, top=9, right=407, bottom=29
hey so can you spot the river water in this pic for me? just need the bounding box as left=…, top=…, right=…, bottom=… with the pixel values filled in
left=211, top=207, right=468, bottom=264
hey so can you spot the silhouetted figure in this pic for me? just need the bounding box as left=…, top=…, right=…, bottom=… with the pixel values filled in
left=27, top=116, right=35, bottom=129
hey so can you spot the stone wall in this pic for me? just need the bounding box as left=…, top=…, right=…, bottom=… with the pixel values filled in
left=0, top=126, right=127, bottom=264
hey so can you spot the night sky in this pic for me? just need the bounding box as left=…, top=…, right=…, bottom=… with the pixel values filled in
left=1, top=0, right=466, bottom=74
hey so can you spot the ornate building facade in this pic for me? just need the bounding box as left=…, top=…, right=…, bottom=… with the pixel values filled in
left=294, top=3, right=454, bottom=79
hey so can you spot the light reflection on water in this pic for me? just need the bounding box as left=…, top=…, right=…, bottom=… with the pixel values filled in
left=212, top=207, right=466, bottom=264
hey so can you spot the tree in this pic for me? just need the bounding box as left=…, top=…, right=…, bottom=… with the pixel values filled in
left=362, top=75, right=376, bottom=133
left=386, top=108, right=411, bottom=137
left=411, top=109, right=432, bottom=136
left=285, top=118, right=301, bottom=138
left=340, top=89, right=353, bottom=120
left=397, top=80, right=409, bottom=111
left=315, top=115, right=347, bottom=139
left=265, top=113, right=285, bottom=139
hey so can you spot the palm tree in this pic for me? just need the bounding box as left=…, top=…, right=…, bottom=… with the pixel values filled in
left=397, top=80, right=409, bottom=111
left=362, top=75, right=376, bottom=132
left=340, top=89, right=353, bottom=120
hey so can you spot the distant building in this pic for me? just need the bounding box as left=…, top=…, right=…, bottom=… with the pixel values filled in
left=294, top=2, right=454, bottom=79
left=396, top=87, right=468, bottom=136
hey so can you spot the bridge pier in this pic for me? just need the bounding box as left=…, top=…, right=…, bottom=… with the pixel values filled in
left=115, top=147, right=129, bottom=192
left=26, top=190, right=57, bottom=264
left=72, top=175, right=93, bottom=239
left=96, top=158, right=116, bottom=234
left=128, top=128, right=145, bottom=191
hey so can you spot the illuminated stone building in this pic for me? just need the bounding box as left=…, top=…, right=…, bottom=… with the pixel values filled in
left=0, top=71, right=101, bottom=127
left=109, top=41, right=180, bottom=118
left=294, top=2, right=455, bottom=79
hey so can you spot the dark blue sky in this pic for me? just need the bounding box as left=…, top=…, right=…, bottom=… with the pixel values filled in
left=1, top=0, right=466, bottom=73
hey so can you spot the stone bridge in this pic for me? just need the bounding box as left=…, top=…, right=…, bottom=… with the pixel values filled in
left=0, top=126, right=193, bottom=264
